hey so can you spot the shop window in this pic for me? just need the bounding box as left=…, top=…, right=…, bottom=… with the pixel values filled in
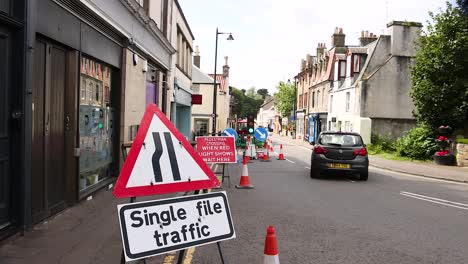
left=79, top=56, right=116, bottom=193
left=129, top=125, right=139, bottom=141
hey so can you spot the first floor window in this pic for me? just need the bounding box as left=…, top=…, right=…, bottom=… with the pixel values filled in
left=195, top=119, right=209, bottom=137
left=346, top=92, right=350, bottom=112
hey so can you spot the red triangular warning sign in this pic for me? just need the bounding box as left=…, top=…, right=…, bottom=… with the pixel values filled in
left=113, top=104, right=220, bottom=198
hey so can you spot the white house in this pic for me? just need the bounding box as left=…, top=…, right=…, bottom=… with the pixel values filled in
left=191, top=48, right=231, bottom=139
left=327, top=21, right=422, bottom=144
left=256, top=98, right=275, bottom=131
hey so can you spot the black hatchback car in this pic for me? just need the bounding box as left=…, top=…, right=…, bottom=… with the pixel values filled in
left=310, top=132, right=369, bottom=180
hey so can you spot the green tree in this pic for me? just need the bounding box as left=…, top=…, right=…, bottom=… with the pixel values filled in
left=257, top=88, right=270, bottom=99
left=410, top=1, right=468, bottom=130
left=274, top=81, right=296, bottom=117
left=245, top=87, right=262, bottom=100
left=230, top=87, right=263, bottom=118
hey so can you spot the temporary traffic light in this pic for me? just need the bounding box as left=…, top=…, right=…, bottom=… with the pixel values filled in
left=247, top=115, right=255, bottom=134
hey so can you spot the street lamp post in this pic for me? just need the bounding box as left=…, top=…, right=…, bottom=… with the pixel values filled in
left=212, top=27, right=234, bottom=135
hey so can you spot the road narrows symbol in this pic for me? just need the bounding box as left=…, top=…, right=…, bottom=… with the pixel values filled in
left=164, top=132, right=181, bottom=181
left=152, top=132, right=163, bottom=182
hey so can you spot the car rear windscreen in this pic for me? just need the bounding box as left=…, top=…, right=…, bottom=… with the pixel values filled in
left=319, top=134, right=362, bottom=147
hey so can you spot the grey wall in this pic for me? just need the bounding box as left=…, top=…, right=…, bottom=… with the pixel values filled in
left=36, top=0, right=122, bottom=68
left=371, top=118, right=416, bottom=139
left=89, top=0, right=172, bottom=69
left=362, top=56, right=415, bottom=119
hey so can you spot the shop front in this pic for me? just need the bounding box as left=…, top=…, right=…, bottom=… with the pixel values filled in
left=308, top=113, right=319, bottom=144
left=0, top=0, right=27, bottom=238
left=296, top=111, right=305, bottom=140
left=30, top=0, right=123, bottom=223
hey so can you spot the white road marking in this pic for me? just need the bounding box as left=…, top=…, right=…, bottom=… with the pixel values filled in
left=400, top=191, right=468, bottom=211
left=286, top=159, right=295, bottom=164
left=370, top=167, right=468, bottom=185
left=305, top=166, right=311, bottom=169
left=272, top=137, right=312, bottom=152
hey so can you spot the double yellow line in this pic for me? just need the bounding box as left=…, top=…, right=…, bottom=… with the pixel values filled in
left=162, top=247, right=195, bottom=264
left=162, top=163, right=219, bottom=264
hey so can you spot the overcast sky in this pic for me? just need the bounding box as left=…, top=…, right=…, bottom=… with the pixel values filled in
left=178, top=0, right=448, bottom=94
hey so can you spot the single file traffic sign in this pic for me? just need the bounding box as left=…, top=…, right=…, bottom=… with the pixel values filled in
left=118, top=192, right=235, bottom=261
left=113, top=104, right=220, bottom=198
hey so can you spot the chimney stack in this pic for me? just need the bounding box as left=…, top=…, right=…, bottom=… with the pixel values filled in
left=316, top=42, right=326, bottom=58
left=193, top=45, right=200, bottom=68
left=331, top=27, right=345, bottom=47
left=359, top=30, right=378, bottom=46
left=300, top=59, right=306, bottom=70
left=222, top=56, right=229, bottom=77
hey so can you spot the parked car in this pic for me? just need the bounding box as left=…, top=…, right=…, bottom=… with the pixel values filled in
left=310, top=132, right=369, bottom=180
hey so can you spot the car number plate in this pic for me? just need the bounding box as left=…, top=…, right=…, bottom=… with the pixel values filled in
left=329, top=163, right=350, bottom=169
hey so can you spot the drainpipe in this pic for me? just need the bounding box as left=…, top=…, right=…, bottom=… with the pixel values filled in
left=172, top=78, right=178, bottom=127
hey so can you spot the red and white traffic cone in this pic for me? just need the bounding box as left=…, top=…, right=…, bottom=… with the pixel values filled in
left=277, top=144, right=285, bottom=160
left=236, top=158, right=254, bottom=189
left=263, top=226, right=280, bottom=264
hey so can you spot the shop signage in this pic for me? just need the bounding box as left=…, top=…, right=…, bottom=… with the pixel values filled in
left=113, top=104, right=220, bottom=198
left=196, top=136, right=237, bottom=163
left=118, top=192, right=235, bottom=261
left=191, top=94, right=203, bottom=105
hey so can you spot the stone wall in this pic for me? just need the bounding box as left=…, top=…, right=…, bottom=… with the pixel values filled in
left=456, top=143, right=468, bottom=167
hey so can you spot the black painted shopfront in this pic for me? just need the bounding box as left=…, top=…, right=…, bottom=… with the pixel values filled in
left=0, top=0, right=27, bottom=239
left=1, top=0, right=173, bottom=240
left=29, top=0, right=124, bottom=224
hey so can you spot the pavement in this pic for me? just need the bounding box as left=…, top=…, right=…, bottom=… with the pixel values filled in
left=1, top=134, right=468, bottom=263
left=269, top=133, right=468, bottom=183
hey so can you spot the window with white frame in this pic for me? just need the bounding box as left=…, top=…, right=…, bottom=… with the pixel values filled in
left=317, top=90, right=321, bottom=107
left=346, top=92, right=350, bottom=112
left=353, top=54, right=360, bottom=73
left=339, top=61, right=346, bottom=80
left=345, top=121, right=350, bottom=132
left=176, top=29, right=193, bottom=78
left=330, top=95, right=333, bottom=113
left=312, top=92, right=315, bottom=108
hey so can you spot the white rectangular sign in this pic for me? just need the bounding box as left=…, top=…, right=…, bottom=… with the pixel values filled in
left=118, top=192, right=235, bottom=261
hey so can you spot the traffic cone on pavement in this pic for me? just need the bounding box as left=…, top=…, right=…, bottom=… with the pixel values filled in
left=263, top=226, right=280, bottom=264
left=236, top=158, right=254, bottom=189
left=277, top=144, right=285, bottom=160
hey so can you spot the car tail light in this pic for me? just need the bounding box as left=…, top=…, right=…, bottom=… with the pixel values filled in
left=314, top=146, right=329, bottom=154
left=353, top=148, right=368, bottom=156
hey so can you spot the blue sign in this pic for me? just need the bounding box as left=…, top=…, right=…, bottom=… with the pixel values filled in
left=222, top=128, right=238, bottom=140
left=254, top=127, right=268, bottom=141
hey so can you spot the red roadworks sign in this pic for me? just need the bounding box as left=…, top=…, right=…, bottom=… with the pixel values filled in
left=196, top=136, right=237, bottom=163
left=113, top=104, right=220, bottom=198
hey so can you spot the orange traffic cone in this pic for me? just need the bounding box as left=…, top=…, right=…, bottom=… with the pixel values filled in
left=244, top=144, right=251, bottom=163
left=236, top=158, right=254, bottom=189
left=261, top=149, right=271, bottom=162
left=263, top=226, right=280, bottom=264
left=277, top=144, right=285, bottom=160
